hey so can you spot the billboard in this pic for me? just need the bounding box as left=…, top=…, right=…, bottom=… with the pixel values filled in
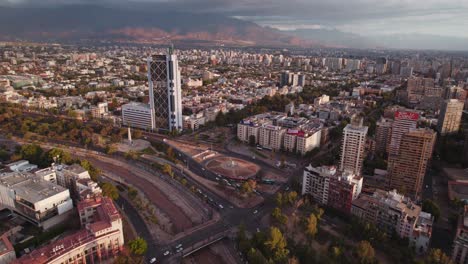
left=395, top=111, right=419, bottom=121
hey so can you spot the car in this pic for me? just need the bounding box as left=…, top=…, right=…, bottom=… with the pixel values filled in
left=256, top=228, right=260, bottom=233
left=215, top=177, right=220, bottom=181
left=163, top=251, right=170, bottom=256
left=426, top=185, right=429, bottom=189
left=150, top=257, right=157, bottom=263
left=202, top=168, right=205, bottom=171
left=218, top=204, right=224, bottom=209
left=175, top=244, right=183, bottom=249
left=253, top=210, right=258, bottom=214
left=176, top=247, right=184, bottom=253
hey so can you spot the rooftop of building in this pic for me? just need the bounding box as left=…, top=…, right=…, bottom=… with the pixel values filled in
left=304, top=164, right=337, bottom=176
left=443, top=167, right=468, bottom=182
left=0, top=172, right=68, bottom=203
left=122, top=101, right=151, bottom=109
left=15, top=197, right=121, bottom=264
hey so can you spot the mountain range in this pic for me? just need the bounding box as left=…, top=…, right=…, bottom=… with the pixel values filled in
left=0, top=4, right=312, bottom=48
left=0, top=4, right=467, bottom=51
left=283, top=28, right=468, bottom=51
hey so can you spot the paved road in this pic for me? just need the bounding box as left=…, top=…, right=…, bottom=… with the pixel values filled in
left=16, top=136, right=292, bottom=263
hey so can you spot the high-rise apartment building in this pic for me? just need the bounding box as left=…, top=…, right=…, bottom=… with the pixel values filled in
left=351, top=189, right=433, bottom=252
left=437, top=99, right=464, bottom=135
left=147, top=48, right=183, bottom=132
left=388, top=111, right=419, bottom=156
left=388, top=128, right=436, bottom=199
left=302, top=165, right=362, bottom=214
left=407, top=77, right=435, bottom=105
left=375, top=117, right=393, bottom=155
left=328, top=171, right=363, bottom=214
left=302, top=165, right=336, bottom=204
left=340, top=117, right=368, bottom=175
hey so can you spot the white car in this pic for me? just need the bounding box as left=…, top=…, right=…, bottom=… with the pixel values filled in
left=218, top=204, right=224, bottom=209
left=175, top=244, right=183, bottom=249
left=150, top=257, right=157, bottom=263
left=253, top=210, right=258, bottom=214
left=176, top=247, right=184, bottom=253
left=163, top=251, right=170, bottom=256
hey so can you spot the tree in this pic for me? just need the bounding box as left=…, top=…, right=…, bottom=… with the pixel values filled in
left=128, top=237, right=148, bottom=255
left=247, top=179, right=257, bottom=190
left=422, top=199, right=441, bottom=222
left=80, top=159, right=100, bottom=181
left=180, top=178, right=187, bottom=186
left=46, top=148, right=73, bottom=165
left=287, top=191, right=298, bottom=205
left=425, top=248, right=452, bottom=264
left=162, top=164, right=172, bottom=175
left=247, top=248, right=269, bottom=264
left=249, top=135, right=256, bottom=147
left=241, top=181, right=254, bottom=195
left=105, top=144, right=118, bottom=154
left=19, top=144, right=44, bottom=166
left=166, top=147, right=175, bottom=161
left=276, top=193, right=284, bottom=207
left=264, top=227, right=289, bottom=262
left=355, top=240, right=375, bottom=264
left=101, top=182, right=119, bottom=200
left=306, top=213, right=318, bottom=238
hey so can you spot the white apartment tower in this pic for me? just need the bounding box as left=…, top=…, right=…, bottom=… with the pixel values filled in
left=147, top=47, right=183, bottom=132
left=340, top=117, right=368, bottom=175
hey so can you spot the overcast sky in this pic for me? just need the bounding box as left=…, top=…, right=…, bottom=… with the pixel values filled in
left=2, top=0, right=468, bottom=38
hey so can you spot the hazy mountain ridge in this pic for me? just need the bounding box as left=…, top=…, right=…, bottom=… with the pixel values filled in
left=283, top=28, right=468, bottom=51
left=0, top=5, right=316, bottom=47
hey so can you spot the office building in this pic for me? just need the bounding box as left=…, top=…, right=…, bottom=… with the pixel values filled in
left=121, top=102, right=155, bottom=130
left=0, top=172, right=73, bottom=230
left=14, top=197, right=124, bottom=264
left=452, top=205, right=468, bottom=264
left=339, top=117, right=368, bottom=175
left=375, top=117, right=393, bottom=155
left=388, top=110, right=419, bottom=156
left=388, top=128, right=436, bottom=199
left=437, top=99, right=464, bottom=135
left=147, top=48, right=183, bottom=132
left=351, top=189, right=433, bottom=252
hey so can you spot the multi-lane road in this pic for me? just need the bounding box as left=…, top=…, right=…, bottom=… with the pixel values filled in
left=16, top=134, right=299, bottom=264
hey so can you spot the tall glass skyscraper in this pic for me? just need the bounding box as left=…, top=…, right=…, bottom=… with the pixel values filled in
left=147, top=47, right=183, bottom=132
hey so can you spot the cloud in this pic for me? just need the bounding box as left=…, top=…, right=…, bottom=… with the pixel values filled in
left=1, top=0, right=467, bottom=38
